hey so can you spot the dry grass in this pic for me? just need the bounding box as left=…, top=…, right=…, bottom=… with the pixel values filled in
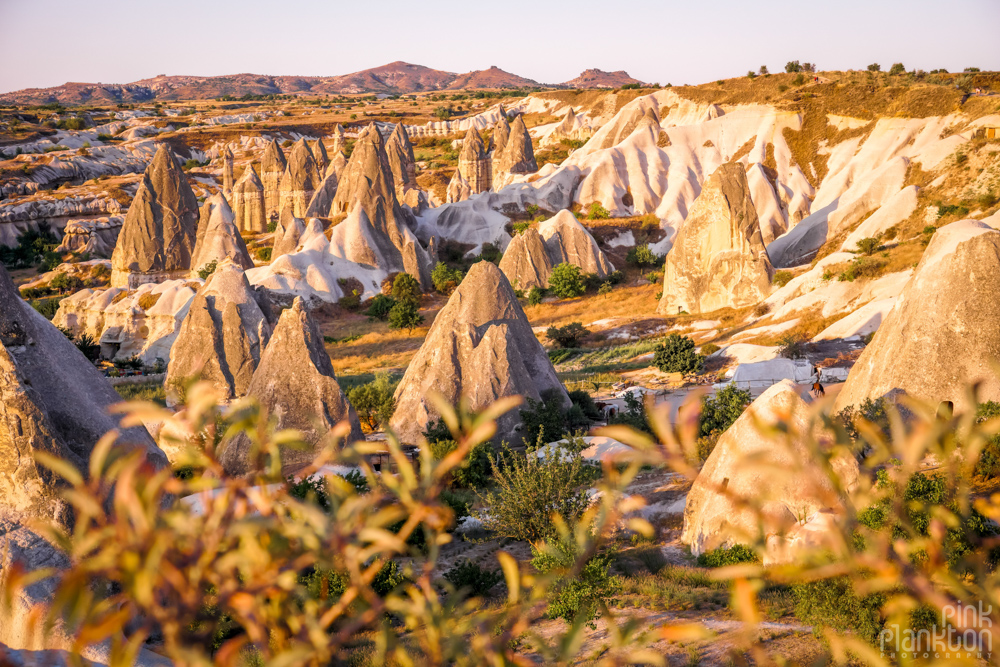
left=523, top=282, right=660, bottom=328
left=137, top=292, right=161, bottom=310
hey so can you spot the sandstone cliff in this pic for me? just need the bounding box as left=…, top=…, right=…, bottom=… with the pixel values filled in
left=232, top=163, right=267, bottom=233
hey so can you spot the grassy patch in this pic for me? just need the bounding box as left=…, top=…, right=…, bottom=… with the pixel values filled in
left=114, top=382, right=167, bottom=406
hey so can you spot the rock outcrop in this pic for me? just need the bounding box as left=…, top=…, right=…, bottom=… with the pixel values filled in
left=835, top=220, right=1000, bottom=414
left=219, top=298, right=364, bottom=476
left=54, top=216, right=123, bottom=257
left=541, top=107, right=592, bottom=147
left=447, top=127, right=491, bottom=202
left=657, top=163, right=773, bottom=315
left=165, top=261, right=270, bottom=401
left=498, top=209, right=612, bottom=289
left=305, top=167, right=339, bottom=218
left=0, top=268, right=169, bottom=662
left=260, top=139, right=287, bottom=226
left=329, top=124, right=433, bottom=287
left=491, top=113, right=510, bottom=159
left=222, top=146, right=234, bottom=194
left=278, top=138, right=320, bottom=218
left=330, top=124, right=346, bottom=154
left=390, top=261, right=568, bottom=444
left=232, top=163, right=267, bottom=233
left=54, top=279, right=196, bottom=364
left=385, top=123, right=416, bottom=195
left=272, top=209, right=306, bottom=260
left=492, top=115, right=537, bottom=190
left=110, top=144, right=199, bottom=288
left=191, top=194, right=254, bottom=274
left=497, top=228, right=552, bottom=290
left=309, top=139, right=328, bottom=175
left=0, top=264, right=166, bottom=520
left=681, top=380, right=859, bottom=563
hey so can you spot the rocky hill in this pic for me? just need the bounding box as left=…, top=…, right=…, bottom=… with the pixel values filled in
left=561, top=69, right=646, bottom=88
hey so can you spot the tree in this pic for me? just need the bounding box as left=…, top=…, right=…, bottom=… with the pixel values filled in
left=433, top=106, right=452, bottom=120
left=431, top=262, right=463, bottom=294
left=699, top=385, right=752, bottom=438
left=388, top=301, right=423, bottom=332
left=888, top=62, right=906, bottom=76
left=548, top=263, right=585, bottom=299
left=527, top=287, right=545, bottom=306
left=867, top=63, right=881, bottom=72
left=391, top=272, right=421, bottom=305
left=348, top=371, right=398, bottom=431
left=785, top=61, right=802, bottom=73
left=652, top=334, right=704, bottom=375
left=759, top=65, right=769, bottom=75
left=746, top=70, right=757, bottom=80
left=545, top=322, right=589, bottom=349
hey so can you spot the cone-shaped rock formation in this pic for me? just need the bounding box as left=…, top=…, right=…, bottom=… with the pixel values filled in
left=232, top=163, right=267, bottom=233
left=261, top=139, right=287, bottom=226
left=191, top=193, right=254, bottom=274
left=657, top=163, right=773, bottom=315
left=110, top=144, right=199, bottom=288
left=835, top=220, right=1000, bottom=414
left=219, top=298, right=364, bottom=476
left=390, top=261, right=568, bottom=444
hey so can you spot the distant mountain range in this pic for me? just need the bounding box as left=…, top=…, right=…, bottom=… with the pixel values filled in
left=0, top=62, right=647, bottom=105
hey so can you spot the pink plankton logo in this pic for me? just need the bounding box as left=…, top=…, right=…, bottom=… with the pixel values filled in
left=879, top=601, right=993, bottom=659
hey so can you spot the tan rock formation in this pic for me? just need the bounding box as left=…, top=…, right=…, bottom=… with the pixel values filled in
left=389, top=261, right=568, bottom=444
left=835, top=220, right=1000, bottom=415
left=191, top=193, right=254, bottom=274
left=219, top=298, right=364, bottom=476
left=385, top=123, right=416, bottom=195
left=447, top=127, right=491, bottom=202
left=232, top=163, right=266, bottom=233
left=657, top=163, right=773, bottom=315
left=0, top=264, right=167, bottom=521
left=497, top=227, right=552, bottom=290
left=55, top=215, right=123, bottom=257
left=541, top=107, right=592, bottom=147
left=538, top=209, right=613, bottom=276
left=165, top=260, right=270, bottom=401
left=492, top=115, right=537, bottom=190
left=278, top=138, right=320, bottom=218
left=0, top=265, right=170, bottom=663
left=260, top=139, right=287, bottom=226
left=491, top=112, right=510, bottom=158
left=498, top=209, right=613, bottom=289
left=272, top=209, right=306, bottom=260
left=309, top=138, right=328, bottom=175
left=110, top=144, right=199, bottom=289
left=329, top=124, right=433, bottom=287
left=222, top=146, right=234, bottom=194
left=681, top=380, right=859, bottom=563
left=330, top=124, right=347, bottom=154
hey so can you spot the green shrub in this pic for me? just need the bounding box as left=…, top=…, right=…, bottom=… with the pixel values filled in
left=867, top=63, right=881, bottom=72
left=348, top=372, right=398, bottom=431
left=854, top=236, right=882, bottom=256
left=527, top=286, right=545, bottom=306
left=792, top=73, right=805, bottom=86
left=791, top=577, right=886, bottom=645
left=431, top=262, right=463, bottom=294
left=772, top=270, right=793, bottom=287
left=478, top=444, right=592, bottom=543
left=598, top=282, right=612, bottom=297
left=531, top=538, right=620, bottom=626
left=888, top=62, right=906, bottom=76
left=387, top=301, right=423, bottom=332
left=608, top=392, right=650, bottom=435
left=518, top=389, right=596, bottom=444
left=699, top=384, right=752, bottom=439
left=30, top=297, right=63, bottom=320
left=605, top=269, right=624, bottom=285
left=365, top=294, right=396, bottom=321
left=653, top=334, right=704, bottom=374
left=74, top=333, right=100, bottom=361
left=444, top=560, right=503, bottom=598
left=586, top=202, right=609, bottom=220
left=338, top=290, right=361, bottom=311
left=197, top=260, right=218, bottom=280
left=778, top=333, right=807, bottom=359
left=428, top=438, right=492, bottom=489
left=975, top=401, right=1000, bottom=479
left=475, top=242, right=503, bottom=264
left=625, top=243, right=661, bottom=268
left=696, top=544, right=758, bottom=568
left=545, top=322, right=589, bottom=349
left=254, top=247, right=272, bottom=261
left=512, top=221, right=531, bottom=235
left=700, top=343, right=720, bottom=356
left=548, top=263, right=585, bottom=299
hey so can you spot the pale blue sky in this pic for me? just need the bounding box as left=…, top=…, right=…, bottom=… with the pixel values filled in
left=2, top=0, right=998, bottom=93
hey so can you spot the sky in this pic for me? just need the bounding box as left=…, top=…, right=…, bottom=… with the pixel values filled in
left=2, top=0, right=999, bottom=93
